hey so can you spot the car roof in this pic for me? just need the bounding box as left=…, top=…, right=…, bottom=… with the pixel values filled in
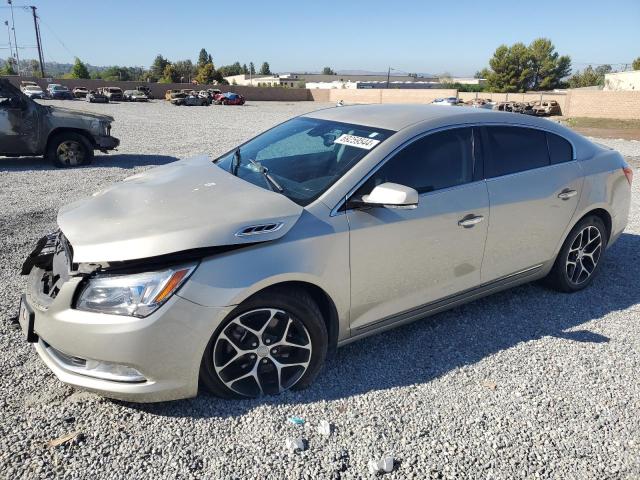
left=302, top=103, right=563, bottom=132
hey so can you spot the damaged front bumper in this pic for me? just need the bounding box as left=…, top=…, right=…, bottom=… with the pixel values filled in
left=19, top=232, right=232, bottom=402
left=95, top=134, right=119, bottom=152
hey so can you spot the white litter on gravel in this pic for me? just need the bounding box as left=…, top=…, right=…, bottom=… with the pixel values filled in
left=1, top=100, right=639, bottom=479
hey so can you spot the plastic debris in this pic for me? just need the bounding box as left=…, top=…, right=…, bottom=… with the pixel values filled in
left=368, top=456, right=394, bottom=474
left=287, top=416, right=305, bottom=425
left=317, top=419, right=333, bottom=436
left=47, top=431, right=82, bottom=448
left=285, top=436, right=306, bottom=453
left=482, top=380, right=497, bottom=390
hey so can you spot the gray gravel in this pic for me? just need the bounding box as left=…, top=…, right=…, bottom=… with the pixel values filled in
left=1, top=100, right=639, bottom=479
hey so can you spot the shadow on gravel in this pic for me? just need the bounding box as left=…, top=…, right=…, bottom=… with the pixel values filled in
left=0, top=154, right=178, bottom=171
left=127, top=232, right=640, bottom=418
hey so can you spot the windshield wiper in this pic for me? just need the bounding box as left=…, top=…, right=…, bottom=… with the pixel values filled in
left=248, top=158, right=284, bottom=193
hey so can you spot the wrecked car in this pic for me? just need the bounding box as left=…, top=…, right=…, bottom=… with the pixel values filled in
left=533, top=100, right=561, bottom=116
left=214, top=92, right=245, bottom=105
left=17, top=104, right=631, bottom=402
left=101, top=87, right=123, bottom=102
left=0, top=78, right=118, bottom=166
left=123, top=90, right=148, bottom=102
left=86, top=90, right=109, bottom=104
left=47, top=84, right=74, bottom=100
left=171, top=93, right=210, bottom=106
left=21, top=84, right=46, bottom=99
left=72, top=87, right=89, bottom=98
left=136, top=85, right=153, bottom=99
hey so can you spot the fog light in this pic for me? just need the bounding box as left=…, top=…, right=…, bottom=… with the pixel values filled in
left=46, top=343, right=145, bottom=383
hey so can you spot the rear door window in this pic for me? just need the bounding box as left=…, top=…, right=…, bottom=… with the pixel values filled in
left=546, top=132, right=573, bottom=164
left=484, top=126, right=549, bottom=178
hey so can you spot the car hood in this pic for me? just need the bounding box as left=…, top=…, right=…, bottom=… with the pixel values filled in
left=47, top=105, right=114, bottom=122
left=57, top=155, right=303, bottom=263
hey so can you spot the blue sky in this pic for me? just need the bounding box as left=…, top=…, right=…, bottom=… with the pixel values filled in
left=2, top=0, right=638, bottom=75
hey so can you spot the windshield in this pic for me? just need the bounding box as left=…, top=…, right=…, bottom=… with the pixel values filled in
left=25, top=86, right=40, bottom=91
left=53, top=86, right=68, bottom=91
left=215, top=117, right=393, bottom=206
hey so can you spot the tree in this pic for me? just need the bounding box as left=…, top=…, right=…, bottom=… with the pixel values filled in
left=0, top=58, right=16, bottom=75
left=150, top=54, right=170, bottom=81
left=160, top=64, right=180, bottom=83
left=197, top=48, right=212, bottom=68
left=70, top=57, right=90, bottom=79
left=259, top=62, right=271, bottom=75
left=528, top=38, right=571, bottom=90
left=242, top=63, right=249, bottom=74
left=321, top=66, right=335, bottom=75
left=632, top=57, right=640, bottom=71
left=195, top=63, right=216, bottom=84
left=28, top=59, right=41, bottom=77
left=173, top=60, right=195, bottom=82
left=217, top=62, right=244, bottom=78
left=480, top=38, right=571, bottom=92
left=249, top=62, right=255, bottom=75
left=568, top=65, right=612, bottom=88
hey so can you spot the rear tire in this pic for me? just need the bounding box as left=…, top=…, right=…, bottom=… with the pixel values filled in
left=199, top=288, right=328, bottom=399
left=46, top=132, right=94, bottom=168
left=545, top=216, right=608, bottom=292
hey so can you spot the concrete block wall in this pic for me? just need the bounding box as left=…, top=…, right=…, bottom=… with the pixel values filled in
left=327, top=88, right=457, bottom=104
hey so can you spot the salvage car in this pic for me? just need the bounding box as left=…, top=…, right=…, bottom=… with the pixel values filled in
left=171, top=93, right=210, bottom=106
left=100, top=87, right=123, bottom=102
left=0, top=78, right=118, bottom=166
left=214, top=92, right=245, bottom=105
left=123, top=90, right=148, bottom=102
left=533, top=100, right=561, bottom=116
left=21, top=84, right=46, bottom=99
left=431, top=97, right=460, bottom=106
left=18, top=104, right=631, bottom=402
left=165, top=89, right=182, bottom=101
left=136, top=85, right=154, bottom=99
left=85, top=90, right=109, bottom=103
left=72, top=87, right=89, bottom=98
left=47, top=84, right=74, bottom=100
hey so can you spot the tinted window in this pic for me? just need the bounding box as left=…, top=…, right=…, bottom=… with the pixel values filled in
left=485, top=127, right=549, bottom=178
left=355, top=128, right=474, bottom=197
left=546, top=132, right=573, bottom=164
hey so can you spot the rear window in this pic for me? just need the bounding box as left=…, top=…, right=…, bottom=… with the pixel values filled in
left=546, top=132, right=573, bottom=164
left=484, top=126, right=549, bottom=178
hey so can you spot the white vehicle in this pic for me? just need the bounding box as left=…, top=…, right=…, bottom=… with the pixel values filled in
left=21, top=85, right=45, bottom=99
left=431, top=97, right=460, bottom=106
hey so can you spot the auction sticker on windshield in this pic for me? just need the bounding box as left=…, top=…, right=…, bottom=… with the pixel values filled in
left=334, top=134, right=381, bottom=150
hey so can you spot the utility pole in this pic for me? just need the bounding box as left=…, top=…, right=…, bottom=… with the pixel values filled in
left=386, top=66, right=391, bottom=89
left=7, top=0, right=19, bottom=75
left=4, top=20, right=13, bottom=61
left=30, top=6, right=45, bottom=78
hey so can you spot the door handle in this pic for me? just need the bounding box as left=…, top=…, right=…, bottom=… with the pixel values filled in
left=558, top=189, right=577, bottom=200
left=458, top=215, right=484, bottom=228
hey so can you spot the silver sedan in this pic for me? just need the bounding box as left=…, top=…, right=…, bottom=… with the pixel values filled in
left=19, top=105, right=632, bottom=402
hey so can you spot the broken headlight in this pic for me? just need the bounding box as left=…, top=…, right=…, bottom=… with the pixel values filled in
left=76, top=263, right=197, bottom=317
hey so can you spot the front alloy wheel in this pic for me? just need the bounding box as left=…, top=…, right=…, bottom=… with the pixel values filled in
left=200, top=288, right=328, bottom=399
left=213, top=309, right=312, bottom=396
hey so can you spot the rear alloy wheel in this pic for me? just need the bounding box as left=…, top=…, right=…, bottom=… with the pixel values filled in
left=47, top=132, right=93, bottom=167
left=200, top=289, right=328, bottom=398
left=546, top=216, right=607, bottom=292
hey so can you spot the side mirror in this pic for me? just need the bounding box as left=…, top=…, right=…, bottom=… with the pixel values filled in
left=361, top=182, right=419, bottom=208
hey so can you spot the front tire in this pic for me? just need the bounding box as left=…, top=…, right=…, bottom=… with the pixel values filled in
left=46, top=132, right=94, bottom=168
left=200, top=288, right=328, bottom=399
left=546, top=216, right=608, bottom=292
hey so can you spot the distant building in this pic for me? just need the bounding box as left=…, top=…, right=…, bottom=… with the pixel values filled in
left=450, top=77, right=486, bottom=86
left=604, top=70, right=640, bottom=91
left=223, top=74, right=300, bottom=88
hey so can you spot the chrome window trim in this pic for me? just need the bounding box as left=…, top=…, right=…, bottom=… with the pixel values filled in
left=330, top=121, right=577, bottom=216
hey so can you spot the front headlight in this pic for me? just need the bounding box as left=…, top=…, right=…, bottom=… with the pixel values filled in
left=76, top=263, right=197, bottom=317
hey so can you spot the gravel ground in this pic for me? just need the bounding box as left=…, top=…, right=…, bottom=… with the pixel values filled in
left=1, top=100, right=639, bottom=479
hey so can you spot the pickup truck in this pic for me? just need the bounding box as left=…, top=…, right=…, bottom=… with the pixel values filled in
left=0, top=79, right=119, bottom=167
